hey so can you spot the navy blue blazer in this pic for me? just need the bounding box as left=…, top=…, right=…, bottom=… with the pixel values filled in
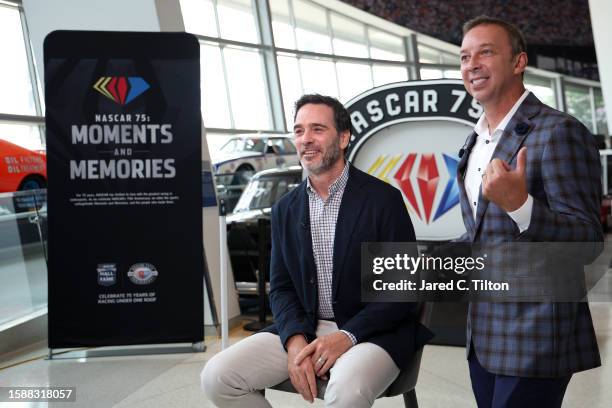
left=261, top=164, right=433, bottom=369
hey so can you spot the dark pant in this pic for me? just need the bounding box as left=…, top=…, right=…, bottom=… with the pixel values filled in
left=468, top=347, right=571, bottom=408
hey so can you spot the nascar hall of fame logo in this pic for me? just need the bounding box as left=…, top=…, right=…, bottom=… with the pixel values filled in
left=93, top=76, right=150, bottom=105
left=127, top=263, right=159, bottom=285
left=346, top=79, right=482, bottom=241
left=97, top=263, right=117, bottom=286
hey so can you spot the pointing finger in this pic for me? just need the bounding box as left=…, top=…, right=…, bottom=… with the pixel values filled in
left=515, top=147, right=527, bottom=175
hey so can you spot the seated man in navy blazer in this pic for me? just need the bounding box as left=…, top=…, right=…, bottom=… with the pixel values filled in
left=202, top=94, right=432, bottom=407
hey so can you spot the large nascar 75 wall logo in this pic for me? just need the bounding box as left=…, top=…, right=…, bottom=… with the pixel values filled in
left=345, top=80, right=481, bottom=241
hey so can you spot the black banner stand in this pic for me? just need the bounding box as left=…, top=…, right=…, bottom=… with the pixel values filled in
left=45, top=31, right=206, bottom=358
left=243, top=218, right=273, bottom=331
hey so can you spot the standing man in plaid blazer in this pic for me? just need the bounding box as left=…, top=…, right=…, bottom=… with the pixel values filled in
left=457, top=16, right=602, bottom=407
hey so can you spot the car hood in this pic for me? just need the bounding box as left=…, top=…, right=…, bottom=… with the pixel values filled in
left=212, top=151, right=262, bottom=165
left=227, top=208, right=272, bottom=224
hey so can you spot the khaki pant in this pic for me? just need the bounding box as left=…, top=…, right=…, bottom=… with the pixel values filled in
left=201, top=320, right=400, bottom=407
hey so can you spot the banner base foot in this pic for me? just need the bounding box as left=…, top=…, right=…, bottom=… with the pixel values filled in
left=47, top=342, right=206, bottom=360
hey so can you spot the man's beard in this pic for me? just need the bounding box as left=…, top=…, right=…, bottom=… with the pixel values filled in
left=301, top=136, right=342, bottom=176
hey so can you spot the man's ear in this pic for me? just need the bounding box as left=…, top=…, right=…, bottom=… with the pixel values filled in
left=339, top=130, right=350, bottom=150
left=514, top=52, right=528, bottom=75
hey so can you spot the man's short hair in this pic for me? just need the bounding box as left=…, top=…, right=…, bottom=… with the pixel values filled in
left=462, top=15, right=527, bottom=56
left=293, top=94, right=352, bottom=135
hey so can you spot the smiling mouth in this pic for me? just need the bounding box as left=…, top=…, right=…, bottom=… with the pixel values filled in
left=471, top=77, right=488, bottom=86
left=301, top=150, right=319, bottom=159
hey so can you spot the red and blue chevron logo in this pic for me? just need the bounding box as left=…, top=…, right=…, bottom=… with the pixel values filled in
left=93, top=76, right=150, bottom=105
left=368, top=153, right=460, bottom=224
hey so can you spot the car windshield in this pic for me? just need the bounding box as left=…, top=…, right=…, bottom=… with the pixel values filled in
left=233, top=173, right=301, bottom=212
left=220, top=138, right=266, bottom=154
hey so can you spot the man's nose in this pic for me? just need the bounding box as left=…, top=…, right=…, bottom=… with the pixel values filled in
left=466, top=55, right=480, bottom=72
left=301, top=130, right=314, bottom=143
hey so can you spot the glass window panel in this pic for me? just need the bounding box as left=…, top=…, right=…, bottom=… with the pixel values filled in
left=299, top=58, right=338, bottom=98
left=372, top=65, right=408, bottom=87
left=270, top=0, right=295, bottom=49
left=224, top=47, right=271, bottom=129
left=330, top=13, right=365, bottom=42
left=565, top=83, right=594, bottom=133
left=336, top=62, right=372, bottom=103
left=0, top=124, right=44, bottom=151
left=525, top=74, right=556, bottom=109
left=295, top=27, right=332, bottom=54
left=441, top=52, right=459, bottom=65
left=277, top=55, right=303, bottom=127
left=370, top=46, right=404, bottom=61
left=33, top=57, right=44, bottom=114
left=201, top=44, right=231, bottom=128
left=216, top=0, right=259, bottom=43
left=0, top=6, right=36, bottom=115
left=330, top=13, right=368, bottom=58
left=272, top=21, right=296, bottom=49
left=368, top=28, right=404, bottom=61
left=420, top=69, right=443, bottom=80
left=333, top=38, right=369, bottom=58
left=179, top=0, right=218, bottom=37
left=206, top=132, right=233, bottom=157
left=418, top=44, right=440, bottom=64
left=293, top=0, right=331, bottom=54
left=594, top=89, right=609, bottom=135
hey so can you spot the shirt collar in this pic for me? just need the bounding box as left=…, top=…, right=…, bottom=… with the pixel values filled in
left=306, top=161, right=350, bottom=197
left=474, top=89, right=531, bottom=140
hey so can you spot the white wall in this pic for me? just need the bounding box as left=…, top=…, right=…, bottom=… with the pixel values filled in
left=590, top=0, right=612, bottom=134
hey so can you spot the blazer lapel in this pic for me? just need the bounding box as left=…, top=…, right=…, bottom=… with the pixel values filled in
left=292, top=182, right=318, bottom=313
left=473, top=93, right=541, bottom=233
left=457, top=132, right=478, bottom=236
left=457, top=132, right=477, bottom=177
left=332, top=166, right=367, bottom=300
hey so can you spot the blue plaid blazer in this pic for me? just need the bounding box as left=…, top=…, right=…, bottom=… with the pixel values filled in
left=457, top=93, right=602, bottom=378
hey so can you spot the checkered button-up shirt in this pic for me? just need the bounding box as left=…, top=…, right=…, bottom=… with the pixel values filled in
left=306, top=162, right=356, bottom=345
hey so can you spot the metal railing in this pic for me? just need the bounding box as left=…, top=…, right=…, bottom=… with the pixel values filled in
left=0, top=189, right=47, bottom=328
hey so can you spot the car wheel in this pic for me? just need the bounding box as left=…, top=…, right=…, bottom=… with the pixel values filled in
left=232, top=164, right=254, bottom=186
left=18, top=175, right=47, bottom=191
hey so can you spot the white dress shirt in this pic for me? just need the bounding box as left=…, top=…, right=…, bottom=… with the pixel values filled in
left=465, top=89, right=533, bottom=232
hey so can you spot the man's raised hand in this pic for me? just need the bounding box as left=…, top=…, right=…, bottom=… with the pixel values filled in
left=482, top=147, right=528, bottom=212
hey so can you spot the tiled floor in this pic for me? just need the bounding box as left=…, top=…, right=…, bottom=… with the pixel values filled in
left=0, top=302, right=610, bottom=407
